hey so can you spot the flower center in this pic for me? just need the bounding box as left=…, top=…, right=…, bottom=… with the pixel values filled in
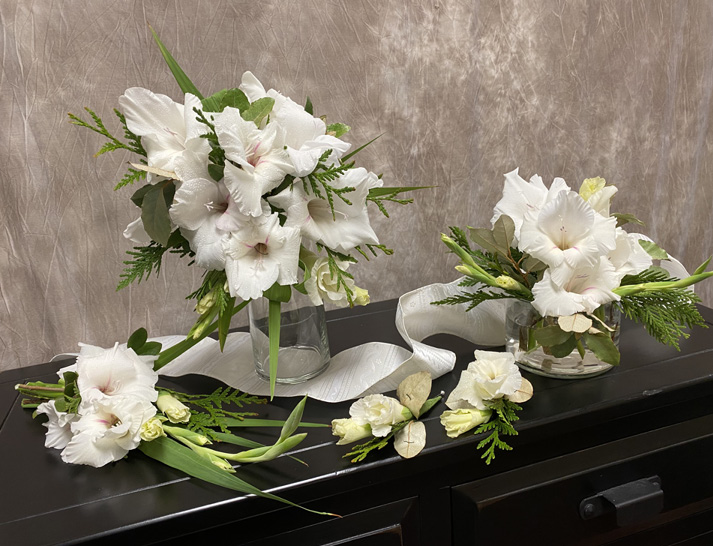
left=254, top=242, right=269, bottom=255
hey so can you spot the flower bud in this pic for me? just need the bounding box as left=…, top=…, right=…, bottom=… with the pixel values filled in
left=354, top=287, right=370, bottom=306
left=195, top=291, right=216, bottom=315
left=140, top=416, right=166, bottom=441
left=331, top=418, right=373, bottom=445
left=157, top=393, right=191, bottom=424
left=495, top=275, right=520, bottom=290
left=440, top=408, right=491, bottom=438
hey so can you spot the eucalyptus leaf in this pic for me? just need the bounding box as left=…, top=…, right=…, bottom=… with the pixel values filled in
left=612, top=212, right=645, bottom=228
left=127, top=328, right=148, bottom=351
left=557, top=314, right=593, bottom=333
left=639, top=240, right=669, bottom=260
left=242, top=97, right=275, bottom=125
left=396, top=372, right=431, bottom=418
left=130, top=184, right=153, bottom=207
left=326, top=123, right=350, bottom=137
left=522, top=255, right=547, bottom=273
left=492, top=215, right=516, bottom=252
left=141, top=181, right=175, bottom=246
left=548, top=334, right=578, bottom=358
left=583, top=332, right=620, bottom=365
left=202, top=88, right=250, bottom=113
left=208, top=164, right=225, bottom=183
left=136, top=341, right=162, bottom=356
left=532, top=324, right=571, bottom=347
left=394, top=421, right=426, bottom=459
left=468, top=227, right=504, bottom=256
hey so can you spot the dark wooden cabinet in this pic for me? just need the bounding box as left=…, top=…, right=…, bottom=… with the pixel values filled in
left=2, top=300, right=712, bottom=545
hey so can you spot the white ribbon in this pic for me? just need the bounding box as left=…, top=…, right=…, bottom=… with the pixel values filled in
left=159, top=279, right=506, bottom=402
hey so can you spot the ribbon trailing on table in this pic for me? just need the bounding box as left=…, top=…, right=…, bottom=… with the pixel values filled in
left=158, top=279, right=506, bottom=402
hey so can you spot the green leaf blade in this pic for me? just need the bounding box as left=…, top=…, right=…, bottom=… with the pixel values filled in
left=149, top=25, right=203, bottom=99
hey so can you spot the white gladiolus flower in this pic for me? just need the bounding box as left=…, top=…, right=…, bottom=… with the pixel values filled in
left=269, top=167, right=379, bottom=252
left=123, top=217, right=151, bottom=245
left=446, top=351, right=523, bottom=411
left=518, top=190, right=617, bottom=286
left=118, top=88, right=210, bottom=176
left=331, top=418, right=373, bottom=445
left=223, top=213, right=301, bottom=300
left=531, top=258, right=620, bottom=316
left=74, top=343, right=159, bottom=405
left=349, top=394, right=411, bottom=437
left=36, top=400, right=77, bottom=450
left=238, top=71, right=351, bottom=176
left=491, top=168, right=570, bottom=240
left=61, top=397, right=156, bottom=468
left=213, top=107, right=293, bottom=217
left=608, top=229, right=653, bottom=280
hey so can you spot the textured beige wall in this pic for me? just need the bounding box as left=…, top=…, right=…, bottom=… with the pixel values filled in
left=1, top=0, right=712, bottom=371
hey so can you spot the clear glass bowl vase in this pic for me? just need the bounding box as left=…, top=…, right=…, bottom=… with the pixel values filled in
left=505, top=299, right=621, bottom=379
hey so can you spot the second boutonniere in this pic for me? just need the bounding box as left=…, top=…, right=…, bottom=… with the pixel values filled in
left=440, top=350, right=533, bottom=463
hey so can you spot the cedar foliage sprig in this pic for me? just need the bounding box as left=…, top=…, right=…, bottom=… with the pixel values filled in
left=617, top=267, right=706, bottom=349
left=304, top=150, right=356, bottom=219
left=158, top=387, right=267, bottom=435
left=343, top=420, right=410, bottom=463
left=68, top=108, right=147, bottom=189
left=474, top=398, right=521, bottom=465
left=367, top=188, right=414, bottom=218
left=117, top=243, right=168, bottom=290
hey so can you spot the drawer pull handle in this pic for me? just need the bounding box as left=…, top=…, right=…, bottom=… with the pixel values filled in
left=579, top=476, right=663, bottom=527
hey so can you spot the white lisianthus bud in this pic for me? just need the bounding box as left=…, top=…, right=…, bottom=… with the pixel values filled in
left=440, top=408, right=491, bottom=438
left=349, top=394, right=412, bottom=437
left=331, top=418, right=373, bottom=445
left=140, top=416, right=166, bottom=441
left=354, top=287, right=370, bottom=306
left=157, top=393, right=191, bottom=424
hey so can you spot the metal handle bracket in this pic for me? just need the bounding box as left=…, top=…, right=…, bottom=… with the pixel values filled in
left=579, top=476, right=663, bottom=527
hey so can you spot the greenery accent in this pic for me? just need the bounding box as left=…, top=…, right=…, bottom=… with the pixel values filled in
left=316, top=244, right=358, bottom=305
left=474, top=398, right=521, bottom=465
left=344, top=420, right=410, bottom=463
left=159, top=386, right=266, bottom=436
left=432, top=290, right=514, bottom=312
left=304, top=150, right=356, bottom=219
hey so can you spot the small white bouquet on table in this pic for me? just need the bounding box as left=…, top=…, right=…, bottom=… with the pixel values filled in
left=435, top=169, right=712, bottom=378
left=16, top=27, right=421, bottom=513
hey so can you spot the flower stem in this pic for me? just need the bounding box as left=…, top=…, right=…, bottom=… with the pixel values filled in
left=613, top=271, right=713, bottom=298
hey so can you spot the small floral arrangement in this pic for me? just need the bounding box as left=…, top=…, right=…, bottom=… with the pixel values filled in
left=69, top=28, right=421, bottom=396
left=436, top=169, right=713, bottom=367
left=441, top=350, right=532, bottom=463
left=15, top=331, right=330, bottom=513
left=332, top=372, right=441, bottom=461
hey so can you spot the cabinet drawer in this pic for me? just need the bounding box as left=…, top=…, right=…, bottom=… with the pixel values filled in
left=452, top=414, right=713, bottom=545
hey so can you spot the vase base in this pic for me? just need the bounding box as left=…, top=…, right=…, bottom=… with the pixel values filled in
left=255, top=345, right=331, bottom=385
left=510, top=343, right=613, bottom=379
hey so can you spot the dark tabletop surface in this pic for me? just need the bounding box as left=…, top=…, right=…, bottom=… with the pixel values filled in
left=1, top=299, right=712, bottom=545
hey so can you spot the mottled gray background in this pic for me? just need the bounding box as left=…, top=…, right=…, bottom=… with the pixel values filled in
left=2, top=0, right=712, bottom=371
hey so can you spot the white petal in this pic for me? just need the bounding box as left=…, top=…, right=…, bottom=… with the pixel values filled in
left=239, top=71, right=268, bottom=102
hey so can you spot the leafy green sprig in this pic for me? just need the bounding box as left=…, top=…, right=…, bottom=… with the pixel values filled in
left=474, top=398, right=522, bottom=465
left=68, top=108, right=147, bottom=190
left=344, top=420, right=410, bottom=463
left=158, top=386, right=266, bottom=436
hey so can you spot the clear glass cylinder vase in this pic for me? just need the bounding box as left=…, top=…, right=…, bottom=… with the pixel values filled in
left=248, top=291, right=330, bottom=384
left=505, top=299, right=621, bottom=379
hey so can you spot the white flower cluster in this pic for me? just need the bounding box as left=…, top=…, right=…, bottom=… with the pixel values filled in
left=332, top=394, right=411, bottom=444
left=36, top=344, right=159, bottom=468
left=493, top=169, right=653, bottom=317
left=441, top=350, right=532, bottom=438
left=120, top=72, right=380, bottom=306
